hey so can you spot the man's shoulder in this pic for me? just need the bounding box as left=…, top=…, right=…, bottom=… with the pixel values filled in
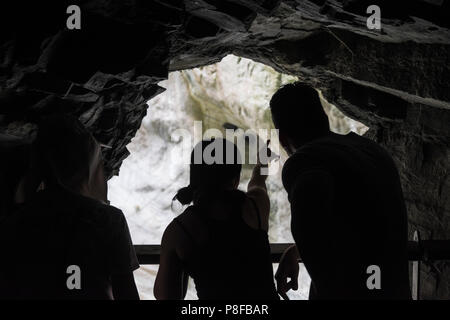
left=13, top=189, right=126, bottom=227
left=281, top=134, right=359, bottom=189
left=74, top=196, right=126, bottom=227
left=286, top=133, right=387, bottom=166
left=282, top=143, right=328, bottom=177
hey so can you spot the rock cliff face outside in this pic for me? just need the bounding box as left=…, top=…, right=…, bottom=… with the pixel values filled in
left=108, top=54, right=367, bottom=299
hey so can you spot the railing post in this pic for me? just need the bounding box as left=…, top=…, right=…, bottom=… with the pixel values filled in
left=412, top=230, right=421, bottom=300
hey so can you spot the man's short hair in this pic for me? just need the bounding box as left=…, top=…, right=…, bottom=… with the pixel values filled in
left=270, top=82, right=329, bottom=143
left=35, top=114, right=97, bottom=187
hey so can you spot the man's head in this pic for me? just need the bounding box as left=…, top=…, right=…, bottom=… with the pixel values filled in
left=35, top=114, right=107, bottom=200
left=270, top=82, right=330, bottom=154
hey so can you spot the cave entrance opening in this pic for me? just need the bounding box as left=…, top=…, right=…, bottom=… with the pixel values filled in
left=107, top=54, right=368, bottom=299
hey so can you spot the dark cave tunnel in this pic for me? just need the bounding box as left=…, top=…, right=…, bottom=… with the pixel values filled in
left=0, top=0, right=449, bottom=299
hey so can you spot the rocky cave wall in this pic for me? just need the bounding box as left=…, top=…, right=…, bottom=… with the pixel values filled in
left=0, top=0, right=449, bottom=299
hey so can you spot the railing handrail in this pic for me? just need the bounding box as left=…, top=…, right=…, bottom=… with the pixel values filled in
left=135, top=240, right=450, bottom=265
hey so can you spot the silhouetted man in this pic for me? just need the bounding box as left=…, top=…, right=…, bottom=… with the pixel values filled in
left=272, top=83, right=411, bottom=300
left=0, top=115, right=140, bottom=300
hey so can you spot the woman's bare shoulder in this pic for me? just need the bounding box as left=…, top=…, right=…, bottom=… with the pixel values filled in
left=164, top=207, right=209, bottom=258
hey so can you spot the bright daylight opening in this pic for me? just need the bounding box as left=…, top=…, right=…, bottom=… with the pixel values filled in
left=107, top=54, right=368, bottom=299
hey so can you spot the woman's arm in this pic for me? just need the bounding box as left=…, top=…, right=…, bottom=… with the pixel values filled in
left=154, top=221, right=186, bottom=300
left=247, top=162, right=268, bottom=193
left=245, top=140, right=274, bottom=231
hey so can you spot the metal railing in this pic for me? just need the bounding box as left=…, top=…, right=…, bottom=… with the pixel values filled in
left=134, top=240, right=450, bottom=265
left=134, top=235, right=450, bottom=300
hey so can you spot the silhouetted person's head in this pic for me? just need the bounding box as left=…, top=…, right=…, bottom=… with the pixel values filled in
left=270, top=82, right=330, bottom=154
left=35, top=114, right=107, bottom=201
left=174, top=138, right=242, bottom=206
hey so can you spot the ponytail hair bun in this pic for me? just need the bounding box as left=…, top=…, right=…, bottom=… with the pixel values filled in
left=174, top=185, right=194, bottom=205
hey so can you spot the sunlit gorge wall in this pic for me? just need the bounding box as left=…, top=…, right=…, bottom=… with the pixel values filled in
left=107, top=54, right=368, bottom=299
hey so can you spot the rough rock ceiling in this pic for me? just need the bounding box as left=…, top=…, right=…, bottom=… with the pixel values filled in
left=0, top=0, right=449, bottom=298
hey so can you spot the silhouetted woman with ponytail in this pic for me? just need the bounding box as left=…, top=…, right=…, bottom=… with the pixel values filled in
left=154, top=138, right=278, bottom=300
